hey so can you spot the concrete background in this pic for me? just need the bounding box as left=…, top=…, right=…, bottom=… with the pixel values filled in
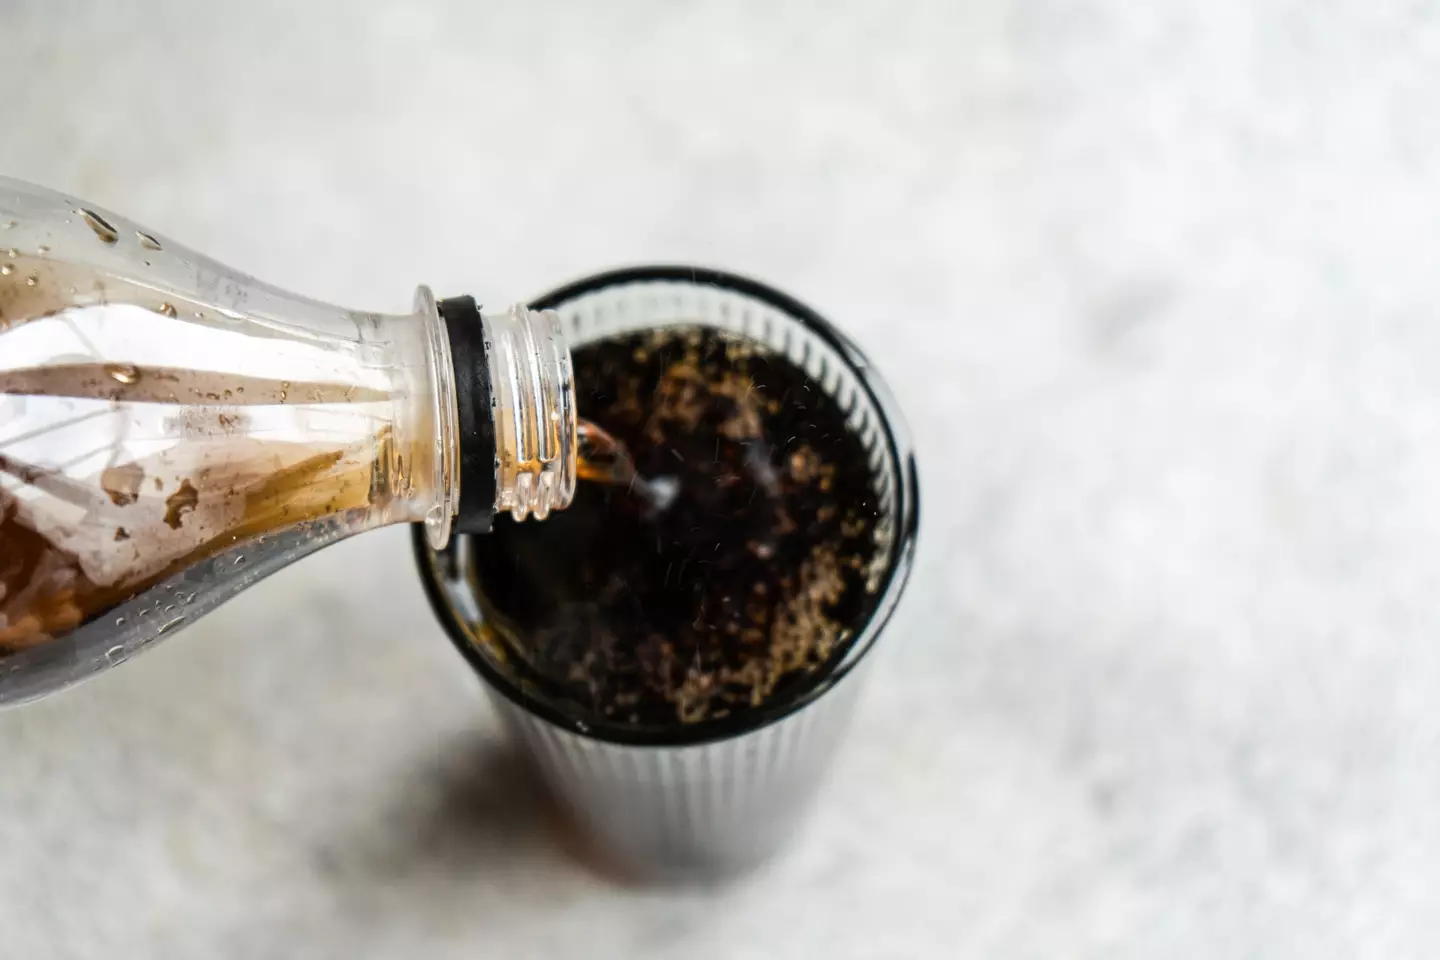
left=4, top=1, right=1440, bottom=957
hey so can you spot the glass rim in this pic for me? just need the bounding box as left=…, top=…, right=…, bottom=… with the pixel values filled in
left=415, top=265, right=920, bottom=748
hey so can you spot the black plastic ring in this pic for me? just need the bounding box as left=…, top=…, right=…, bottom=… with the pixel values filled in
left=437, top=295, right=496, bottom=535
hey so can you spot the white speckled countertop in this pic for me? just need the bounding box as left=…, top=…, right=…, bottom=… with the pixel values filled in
left=5, top=2, right=1440, bottom=957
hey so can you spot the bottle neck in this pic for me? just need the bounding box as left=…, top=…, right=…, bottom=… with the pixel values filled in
left=425, top=292, right=577, bottom=545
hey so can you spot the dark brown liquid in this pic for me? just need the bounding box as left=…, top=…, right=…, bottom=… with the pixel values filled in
left=0, top=439, right=381, bottom=652
left=575, top=419, right=632, bottom=486
left=575, top=418, right=678, bottom=512
left=467, top=326, right=887, bottom=729
left=0, top=360, right=395, bottom=655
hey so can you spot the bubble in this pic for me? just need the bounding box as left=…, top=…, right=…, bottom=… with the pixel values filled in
left=80, top=209, right=119, bottom=243
left=104, top=363, right=140, bottom=385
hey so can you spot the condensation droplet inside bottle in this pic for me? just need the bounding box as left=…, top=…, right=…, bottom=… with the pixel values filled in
left=0, top=264, right=11, bottom=277
left=136, top=231, right=162, bottom=250
left=36, top=245, right=49, bottom=256
left=105, top=363, right=140, bottom=385
left=157, top=302, right=177, bottom=318
left=104, top=645, right=127, bottom=665
left=24, top=275, right=37, bottom=287
left=80, top=208, right=119, bottom=244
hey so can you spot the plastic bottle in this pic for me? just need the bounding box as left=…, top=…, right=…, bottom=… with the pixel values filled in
left=0, top=176, right=577, bottom=704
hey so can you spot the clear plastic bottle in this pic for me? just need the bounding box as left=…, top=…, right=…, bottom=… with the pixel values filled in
left=0, top=177, right=578, bottom=704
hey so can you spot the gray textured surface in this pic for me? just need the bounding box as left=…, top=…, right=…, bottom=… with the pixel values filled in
left=4, top=1, right=1440, bottom=957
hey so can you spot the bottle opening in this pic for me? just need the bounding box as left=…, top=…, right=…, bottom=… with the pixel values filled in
left=482, top=304, right=577, bottom=522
